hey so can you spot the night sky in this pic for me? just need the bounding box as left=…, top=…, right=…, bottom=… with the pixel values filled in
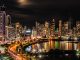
left=0, top=0, right=80, bottom=27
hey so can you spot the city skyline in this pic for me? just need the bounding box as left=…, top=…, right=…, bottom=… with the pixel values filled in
left=0, top=0, right=80, bottom=60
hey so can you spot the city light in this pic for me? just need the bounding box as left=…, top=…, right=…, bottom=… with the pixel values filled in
left=0, top=8, right=80, bottom=60
left=17, top=0, right=31, bottom=6
left=74, top=37, right=78, bottom=40
left=65, top=54, right=69, bottom=56
left=38, top=49, right=42, bottom=52
left=32, top=49, right=36, bottom=53
left=38, top=55, right=42, bottom=58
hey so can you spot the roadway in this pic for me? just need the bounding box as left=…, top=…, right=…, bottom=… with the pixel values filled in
left=8, top=42, right=29, bottom=60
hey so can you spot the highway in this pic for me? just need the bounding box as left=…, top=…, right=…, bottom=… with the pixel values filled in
left=8, top=43, right=28, bottom=60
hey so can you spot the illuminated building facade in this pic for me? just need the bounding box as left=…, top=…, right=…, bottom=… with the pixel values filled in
left=0, top=11, right=6, bottom=40
left=15, top=22, right=23, bottom=40
left=31, top=27, right=37, bottom=39
left=58, top=20, right=62, bottom=37
left=5, top=25, right=16, bottom=40
left=76, top=21, right=80, bottom=35
left=5, top=14, right=16, bottom=40
left=50, top=19, right=55, bottom=37
left=44, top=21, right=49, bottom=38
left=62, top=21, right=69, bottom=36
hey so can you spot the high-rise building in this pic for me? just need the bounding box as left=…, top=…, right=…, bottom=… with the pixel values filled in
left=76, top=21, right=80, bottom=35
left=5, top=25, right=16, bottom=40
left=63, top=21, right=69, bottom=36
left=44, top=21, right=49, bottom=38
left=15, top=22, right=23, bottom=40
left=5, top=15, right=16, bottom=40
left=36, top=21, right=45, bottom=38
left=0, top=11, right=6, bottom=40
left=58, top=20, right=62, bottom=37
left=50, top=19, right=55, bottom=37
left=36, top=21, right=40, bottom=36
left=31, top=27, right=37, bottom=39
left=6, top=15, right=11, bottom=26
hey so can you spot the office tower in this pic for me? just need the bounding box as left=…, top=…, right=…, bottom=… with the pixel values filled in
left=36, top=21, right=40, bottom=35
left=58, top=20, right=62, bottom=37
left=31, top=27, right=37, bottom=39
left=49, top=19, right=55, bottom=49
left=6, top=15, right=11, bottom=26
left=50, top=19, right=55, bottom=37
left=15, top=22, right=20, bottom=35
left=40, top=24, right=45, bottom=37
left=36, top=21, right=44, bottom=38
left=73, top=27, right=77, bottom=37
left=64, top=21, right=69, bottom=30
left=39, top=22, right=45, bottom=38
left=39, top=24, right=44, bottom=37
left=63, top=21, right=69, bottom=36
left=0, top=11, right=6, bottom=40
left=5, top=15, right=16, bottom=40
left=5, top=25, right=16, bottom=40
left=76, top=21, right=80, bottom=35
left=44, top=21, right=49, bottom=38
left=55, top=28, right=59, bottom=39
left=23, top=26, right=27, bottom=33
left=76, top=21, right=80, bottom=30
left=5, top=15, right=10, bottom=38
left=15, top=22, right=22, bottom=40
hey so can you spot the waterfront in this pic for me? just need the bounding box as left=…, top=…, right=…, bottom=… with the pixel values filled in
left=0, top=0, right=80, bottom=60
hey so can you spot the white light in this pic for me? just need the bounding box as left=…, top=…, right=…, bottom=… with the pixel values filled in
left=65, top=54, right=69, bottom=56
left=38, top=55, right=42, bottom=58
left=26, top=30, right=31, bottom=33
left=74, top=37, right=77, bottom=40
left=39, top=49, right=42, bottom=52
left=66, top=37, right=69, bottom=40
left=32, top=49, right=36, bottom=53
left=76, top=49, right=79, bottom=51
left=76, top=54, right=80, bottom=56
left=33, top=56, right=35, bottom=57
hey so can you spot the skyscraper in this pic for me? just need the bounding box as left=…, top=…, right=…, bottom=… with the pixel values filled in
left=76, top=21, right=80, bottom=35
left=50, top=19, right=55, bottom=37
left=5, top=25, right=16, bottom=40
left=15, top=22, right=22, bottom=40
left=44, top=21, right=49, bottom=38
left=58, top=20, right=62, bottom=37
left=0, top=11, right=6, bottom=40
left=63, top=21, right=69, bottom=36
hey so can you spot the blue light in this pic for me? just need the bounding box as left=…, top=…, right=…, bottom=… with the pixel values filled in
left=25, top=46, right=32, bottom=52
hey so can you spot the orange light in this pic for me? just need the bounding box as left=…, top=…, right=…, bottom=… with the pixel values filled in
left=17, top=0, right=28, bottom=6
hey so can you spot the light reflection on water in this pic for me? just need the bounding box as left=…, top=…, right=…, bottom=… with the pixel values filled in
left=25, top=40, right=80, bottom=53
left=24, top=40, right=80, bottom=60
